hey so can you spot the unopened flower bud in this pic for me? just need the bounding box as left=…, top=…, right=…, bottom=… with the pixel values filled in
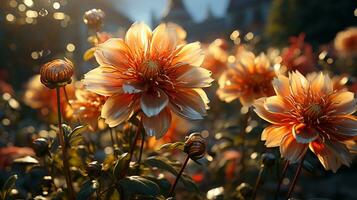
left=261, top=152, right=276, bottom=167
left=83, top=9, right=105, bottom=30
left=86, top=161, right=102, bottom=178
left=40, top=59, right=73, bottom=89
left=184, top=133, right=206, bottom=160
left=33, top=138, right=49, bottom=157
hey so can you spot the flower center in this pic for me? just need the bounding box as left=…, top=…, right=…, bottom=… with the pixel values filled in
left=304, top=103, right=322, bottom=121
left=142, top=60, right=160, bottom=79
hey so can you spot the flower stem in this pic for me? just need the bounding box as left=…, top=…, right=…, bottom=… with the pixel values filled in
left=56, top=87, right=75, bottom=200
left=129, top=122, right=142, bottom=162
left=239, top=108, right=250, bottom=180
left=252, top=165, right=265, bottom=200
left=138, top=130, right=145, bottom=165
left=285, top=156, right=305, bottom=200
left=274, top=160, right=290, bottom=200
left=109, top=128, right=117, bottom=156
left=169, top=155, right=190, bottom=197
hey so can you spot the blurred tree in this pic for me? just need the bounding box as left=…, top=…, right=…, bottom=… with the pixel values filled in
left=265, top=0, right=357, bottom=46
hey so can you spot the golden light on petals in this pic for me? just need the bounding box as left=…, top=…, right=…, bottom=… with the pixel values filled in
left=83, top=22, right=213, bottom=138
left=217, top=49, right=277, bottom=106
left=253, top=71, right=357, bottom=172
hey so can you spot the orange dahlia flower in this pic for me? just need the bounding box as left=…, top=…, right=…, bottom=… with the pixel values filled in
left=281, top=34, right=316, bottom=74
left=83, top=22, right=213, bottom=138
left=217, top=50, right=277, bottom=106
left=24, top=75, right=74, bottom=120
left=334, top=27, right=357, bottom=57
left=202, top=38, right=229, bottom=78
left=254, top=71, right=357, bottom=172
left=65, top=84, right=107, bottom=131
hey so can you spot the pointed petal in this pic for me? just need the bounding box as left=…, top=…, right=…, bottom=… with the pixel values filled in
left=310, top=72, right=333, bottom=94
left=169, top=89, right=206, bottom=120
left=289, top=71, right=309, bottom=97
left=101, top=94, right=134, bottom=127
left=140, top=89, right=169, bottom=117
left=173, top=42, right=204, bottom=66
left=176, top=66, right=213, bottom=88
left=309, top=140, right=351, bottom=172
left=253, top=98, right=290, bottom=124
left=329, top=91, right=357, bottom=115
left=264, top=96, right=289, bottom=113
left=262, top=125, right=291, bottom=147
left=142, top=108, right=172, bottom=139
left=83, top=66, right=123, bottom=96
left=95, top=38, right=132, bottom=70
left=280, top=134, right=308, bottom=163
left=150, top=23, right=177, bottom=56
left=125, top=22, right=152, bottom=58
left=272, top=75, right=290, bottom=97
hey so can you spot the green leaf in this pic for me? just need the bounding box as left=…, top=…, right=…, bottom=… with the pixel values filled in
left=159, top=142, right=185, bottom=151
left=76, top=180, right=98, bottom=200
left=144, top=176, right=171, bottom=196
left=118, top=176, right=160, bottom=198
left=66, top=125, right=87, bottom=147
left=144, top=157, right=179, bottom=176
left=2, top=174, right=18, bottom=199
left=113, top=153, right=130, bottom=178
left=61, top=124, right=73, bottom=138
left=69, top=125, right=87, bottom=139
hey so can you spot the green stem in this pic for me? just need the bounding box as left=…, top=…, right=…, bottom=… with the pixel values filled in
left=169, top=155, right=190, bottom=197
left=56, top=87, right=75, bottom=200
left=109, top=128, right=117, bottom=156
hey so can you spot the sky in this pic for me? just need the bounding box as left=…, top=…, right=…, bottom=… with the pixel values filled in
left=110, top=0, right=231, bottom=26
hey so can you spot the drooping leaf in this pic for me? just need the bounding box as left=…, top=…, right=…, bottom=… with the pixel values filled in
left=118, top=176, right=160, bottom=198
left=181, top=174, right=199, bottom=192
left=144, top=157, right=179, bottom=176
left=159, top=142, right=185, bottom=151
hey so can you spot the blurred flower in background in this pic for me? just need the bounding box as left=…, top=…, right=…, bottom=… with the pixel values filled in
left=334, top=27, right=357, bottom=57
left=217, top=49, right=278, bottom=106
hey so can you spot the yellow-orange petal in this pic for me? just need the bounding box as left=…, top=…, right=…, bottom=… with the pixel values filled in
left=310, top=72, right=333, bottom=95
left=264, top=96, right=289, bottom=113
left=272, top=75, right=290, bottom=97
left=289, top=71, right=309, bottom=97
left=176, top=66, right=213, bottom=88
left=253, top=98, right=290, bottom=124
left=95, top=38, right=132, bottom=70
left=125, top=22, right=152, bottom=59
left=83, top=66, right=123, bottom=96
left=169, top=89, right=206, bottom=120
left=172, top=42, right=204, bottom=67
left=280, top=134, right=308, bottom=163
left=261, top=125, right=291, bottom=147
left=142, top=107, right=172, bottom=138
left=140, top=89, right=169, bottom=117
left=150, top=23, right=177, bottom=57
left=309, top=140, right=351, bottom=172
left=329, top=91, right=356, bottom=115
left=101, top=93, right=135, bottom=127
